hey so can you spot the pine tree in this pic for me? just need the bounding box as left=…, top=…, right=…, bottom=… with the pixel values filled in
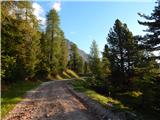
left=59, top=31, right=68, bottom=72
left=138, top=0, right=160, bottom=59
left=78, top=56, right=84, bottom=74
left=105, top=19, right=142, bottom=88
left=138, top=1, right=160, bottom=110
left=35, top=32, right=49, bottom=78
left=89, top=40, right=102, bottom=78
left=16, top=1, right=41, bottom=78
left=68, top=43, right=84, bottom=74
left=106, top=19, right=139, bottom=77
left=69, top=43, right=81, bottom=73
left=46, top=9, right=61, bottom=75
left=102, top=53, right=111, bottom=79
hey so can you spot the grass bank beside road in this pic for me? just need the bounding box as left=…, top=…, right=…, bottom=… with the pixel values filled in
left=71, top=79, right=129, bottom=111
left=1, top=81, right=41, bottom=118
left=71, top=78, right=160, bottom=120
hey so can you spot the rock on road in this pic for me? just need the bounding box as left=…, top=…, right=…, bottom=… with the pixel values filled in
left=3, top=80, right=99, bottom=120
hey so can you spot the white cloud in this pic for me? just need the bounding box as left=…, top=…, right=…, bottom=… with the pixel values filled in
left=32, top=2, right=46, bottom=26
left=70, top=31, right=76, bottom=35
left=52, top=1, right=61, bottom=12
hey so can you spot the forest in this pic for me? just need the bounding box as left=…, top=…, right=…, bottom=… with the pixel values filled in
left=1, top=0, right=160, bottom=120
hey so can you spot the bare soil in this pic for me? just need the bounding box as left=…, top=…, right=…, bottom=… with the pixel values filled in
left=3, top=80, right=99, bottom=120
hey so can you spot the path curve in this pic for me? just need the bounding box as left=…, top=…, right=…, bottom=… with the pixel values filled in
left=3, top=80, right=99, bottom=120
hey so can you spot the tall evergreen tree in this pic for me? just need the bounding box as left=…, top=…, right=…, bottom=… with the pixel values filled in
left=138, top=0, right=160, bottom=59
left=16, top=1, right=41, bottom=78
left=89, top=40, right=102, bottom=78
left=138, top=0, right=160, bottom=110
left=106, top=19, right=139, bottom=80
left=37, top=11, right=68, bottom=77
left=59, top=31, right=68, bottom=72
left=78, top=56, right=84, bottom=74
left=46, top=9, right=61, bottom=75
left=69, top=43, right=83, bottom=74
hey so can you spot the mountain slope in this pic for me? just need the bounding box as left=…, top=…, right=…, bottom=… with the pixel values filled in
left=67, top=40, right=89, bottom=62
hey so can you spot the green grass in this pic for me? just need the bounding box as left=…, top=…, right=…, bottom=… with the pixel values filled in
left=85, top=90, right=129, bottom=111
left=72, top=80, right=129, bottom=111
left=48, top=69, right=79, bottom=80
left=1, top=81, right=41, bottom=118
left=55, top=74, right=64, bottom=80
left=66, top=69, right=80, bottom=79
left=118, top=91, right=143, bottom=98
left=62, top=71, right=71, bottom=79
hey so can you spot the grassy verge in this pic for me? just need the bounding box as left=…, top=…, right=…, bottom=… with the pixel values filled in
left=48, top=69, right=80, bottom=80
left=1, top=80, right=41, bottom=118
left=65, top=69, right=80, bottom=79
left=72, top=80, right=129, bottom=112
left=72, top=79, right=160, bottom=120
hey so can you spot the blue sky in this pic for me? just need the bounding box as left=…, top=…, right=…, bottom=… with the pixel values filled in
left=33, top=0, right=155, bottom=54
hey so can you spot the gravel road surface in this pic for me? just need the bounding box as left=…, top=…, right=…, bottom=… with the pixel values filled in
left=4, top=80, right=98, bottom=120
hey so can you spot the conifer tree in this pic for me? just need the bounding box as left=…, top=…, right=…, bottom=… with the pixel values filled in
left=89, top=40, right=102, bottom=78
left=46, top=9, right=61, bottom=75
left=68, top=43, right=85, bottom=74
left=106, top=19, right=138, bottom=78
left=1, top=1, right=41, bottom=81
left=138, top=0, right=160, bottom=59
left=138, top=0, right=160, bottom=110
left=78, top=56, right=84, bottom=74
left=59, top=31, right=68, bottom=72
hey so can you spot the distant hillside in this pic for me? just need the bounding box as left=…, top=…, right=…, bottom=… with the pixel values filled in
left=66, top=40, right=89, bottom=62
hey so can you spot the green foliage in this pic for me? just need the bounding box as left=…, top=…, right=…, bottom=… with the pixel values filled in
left=88, top=40, right=111, bottom=91
left=59, top=37, right=68, bottom=72
left=1, top=55, right=16, bottom=81
left=1, top=2, right=69, bottom=82
left=101, top=56, right=111, bottom=79
left=106, top=19, right=139, bottom=79
left=78, top=56, right=84, bottom=74
left=45, top=9, right=68, bottom=76
left=2, top=1, right=41, bottom=82
left=89, top=40, right=102, bottom=78
left=45, top=9, right=60, bottom=74
left=138, top=0, right=160, bottom=57
left=84, top=62, right=90, bottom=74
left=68, top=44, right=84, bottom=74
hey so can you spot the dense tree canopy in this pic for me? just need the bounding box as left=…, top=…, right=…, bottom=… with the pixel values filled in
left=2, top=2, right=69, bottom=82
left=2, top=1, right=41, bottom=81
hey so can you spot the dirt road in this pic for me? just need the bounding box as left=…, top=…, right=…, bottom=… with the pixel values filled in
left=4, top=80, right=99, bottom=120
